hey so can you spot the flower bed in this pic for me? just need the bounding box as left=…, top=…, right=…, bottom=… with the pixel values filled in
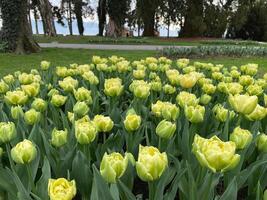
left=0, top=56, right=267, bottom=199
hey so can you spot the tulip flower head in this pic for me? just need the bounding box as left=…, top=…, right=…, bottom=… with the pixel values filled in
left=192, top=134, right=240, bottom=173
left=136, top=145, right=168, bottom=182
left=48, top=178, right=76, bottom=200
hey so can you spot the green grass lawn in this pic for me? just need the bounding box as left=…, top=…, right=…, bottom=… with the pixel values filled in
left=34, top=35, right=267, bottom=47
left=0, top=48, right=266, bottom=76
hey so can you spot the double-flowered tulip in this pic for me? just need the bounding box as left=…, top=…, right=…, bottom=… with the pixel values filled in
left=192, top=134, right=240, bottom=173
left=136, top=145, right=168, bottom=181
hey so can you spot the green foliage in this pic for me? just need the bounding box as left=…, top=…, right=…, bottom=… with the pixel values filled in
left=203, top=1, right=229, bottom=37
left=227, top=0, right=267, bottom=41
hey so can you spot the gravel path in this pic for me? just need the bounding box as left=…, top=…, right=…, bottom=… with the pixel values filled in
left=39, top=42, right=193, bottom=51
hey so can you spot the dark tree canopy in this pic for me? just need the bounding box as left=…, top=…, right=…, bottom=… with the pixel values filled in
left=227, top=0, right=267, bottom=41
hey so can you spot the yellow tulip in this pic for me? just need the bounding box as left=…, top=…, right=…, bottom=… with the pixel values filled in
left=48, top=178, right=76, bottom=200
left=136, top=145, right=168, bottom=182
left=192, top=134, right=240, bottom=173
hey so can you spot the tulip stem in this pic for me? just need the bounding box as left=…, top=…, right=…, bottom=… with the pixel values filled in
left=26, top=164, right=36, bottom=194
left=5, top=144, right=15, bottom=172
left=103, top=133, right=106, bottom=144
left=158, top=138, right=162, bottom=151
left=148, top=181, right=155, bottom=200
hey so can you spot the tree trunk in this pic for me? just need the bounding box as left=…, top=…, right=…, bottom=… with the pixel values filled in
left=143, top=12, right=155, bottom=36
left=97, top=0, right=107, bottom=36
left=180, top=0, right=205, bottom=37
left=0, top=0, right=40, bottom=53
left=68, top=0, right=73, bottom=35
left=137, top=19, right=141, bottom=37
left=167, top=16, right=170, bottom=38
left=73, top=0, right=84, bottom=35
left=38, top=0, right=57, bottom=36
left=15, top=0, right=41, bottom=54
left=28, top=0, right=33, bottom=34
left=34, top=9, right=39, bottom=35
left=139, top=0, right=157, bottom=37
left=105, top=17, right=122, bottom=37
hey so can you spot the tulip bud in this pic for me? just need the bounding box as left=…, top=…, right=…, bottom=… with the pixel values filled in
left=245, top=104, right=267, bottom=121
left=47, top=88, right=59, bottom=97
left=161, top=102, right=179, bottom=121
left=40, top=60, right=50, bottom=70
left=192, top=134, right=240, bottom=172
left=104, top=78, right=124, bottom=97
left=75, top=121, right=97, bottom=144
left=48, top=178, right=76, bottom=200
left=244, top=63, right=258, bottom=76
left=93, top=115, right=114, bottom=133
left=212, top=72, right=223, bottom=81
left=73, top=101, right=89, bottom=117
left=176, top=91, right=199, bottom=108
left=217, top=82, right=228, bottom=94
left=4, top=90, right=28, bottom=105
left=133, top=82, right=150, bottom=99
left=230, top=127, right=252, bottom=149
left=67, top=112, right=75, bottom=123
left=212, top=104, right=235, bottom=122
left=183, top=66, right=196, bottom=74
left=179, top=73, right=198, bottom=89
left=136, top=145, right=168, bottom=182
left=151, top=101, right=165, bottom=117
left=82, top=71, right=99, bottom=85
left=51, top=128, right=68, bottom=148
left=163, top=84, right=176, bottom=95
left=51, top=94, right=67, bottom=107
left=166, top=69, right=180, bottom=85
left=11, top=106, right=24, bottom=120
left=185, top=105, right=205, bottom=123
left=100, top=152, right=129, bottom=183
left=246, top=84, right=263, bottom=96
left=226, top=82, right=243, bottom=95
left=58, top=76, right=78, bottom=92
left=11, top=139, right=37, bottom=164
left=230, top=70, right=240, bottom=78
left=0, top=80, right=9, bottom=94
left=202, top=83, right=216, bottom=94
left=31, top=98, right=47, bottom=112
left=3, top=74, right=15, bottom=85
left=199, top=94, right=212, bottom=105
left=156, top=120, right=176, bottom=139
left=239, top=75, right=254, bottom=86
left=0, top=122, right=17, bottom=143
left=256, top=133, right=267, bottom=153
left=177, top=58, right=190, bottom=68
left=228, top=94, right=258, bottom=115
left=265, top=94, right=267, bottom=107
left=18, top=73, right=34, bottom=85
left=133, top=69, right=146, bottom=79
left=74, top=87, right=92, bottom=104
left=124, top=113, right=141, bottom=132
left=24, top=109, right=41, bottom=125
left=150, top=81, right=162, bottom=92
left=21, top=83, right=40, bottom=97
